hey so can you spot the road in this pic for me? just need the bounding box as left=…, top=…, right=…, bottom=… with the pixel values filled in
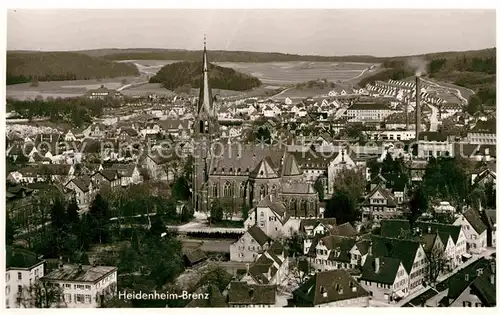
left=419, top=77, right=470, bottom=105
left=270, top=87, right=293, bottom=99
left=426, top=103, right=439, bottom=132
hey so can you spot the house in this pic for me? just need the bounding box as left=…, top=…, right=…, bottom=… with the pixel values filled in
left=481, top=209, right=496, bottom=248
left=299, top=218, right=337, bottom=238
left=230, top=225, right=271, bottom=262
left=90, top=170, right=121, bottom=191
left=108, top=164, right=142, bottom=186
left=326, top=149, right=357, bottom=195
left=227, top=282, right=278, bottom=307
left=417, top=132, right=454, bottom=158
left=240, top=242, right=288, bottom=286
left=454, top=208, right=488, bottom=253
left=65, top=176, right=94, bottom=208
left=6, top=246, right=45, bottom=308
left=467, top=119, right=496, bottom=145
left=291, top=269, right=370, bottom=307
left=359, top=236, right=428, bottom=299
left=143, top=152, right=179, bottom=181
left=41, top=263, right=117, bottom=308
left=305, top=234, right=357, bottom=271
left=183, top=249, right=208, bottom=268
left=82, top=123, right=108, bottom=139
left=243, top=196, right=289, bottom=238
left=440, top=258, right=496, bottom=307
left=361, top=183, right=399, bottom=221
left=185, top=284, right=227, bottom=307
left=85, top=85, right=123, bottom=100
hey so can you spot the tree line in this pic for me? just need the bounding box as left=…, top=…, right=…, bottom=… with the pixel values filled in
left=6, top=97, right=121, bottom=127
left=7, top=52, right=139, bottom=85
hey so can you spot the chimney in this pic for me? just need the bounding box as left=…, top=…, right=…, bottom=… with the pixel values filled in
left=490, top=274, right=495, bottom=285
left=375, top=257, right=380, bottom=273
left=465, top=274, right=469, bottom=281
left=246, top=263, right=250, bottom=274
left=368, top=242, right=373, bottom=256
left=415, top=76, right=421, bottom=141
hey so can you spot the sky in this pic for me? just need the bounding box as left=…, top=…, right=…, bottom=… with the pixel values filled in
left=7, top=9, right=496, bottom=57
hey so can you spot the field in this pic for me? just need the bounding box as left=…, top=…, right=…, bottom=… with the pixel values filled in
left=6, top=76, right=143, bottom=100
left=6, top=60, right=379, bottom=100
left=121, top=60, right=378, bottom=86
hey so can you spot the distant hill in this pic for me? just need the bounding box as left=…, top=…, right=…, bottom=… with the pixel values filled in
left=72, top=48, right=385, bottom=63
left=358, top=48, right=496, bottom=107
left=149, top=61, right=262, bottom=91
left=6, top=52, right=139, bottom=85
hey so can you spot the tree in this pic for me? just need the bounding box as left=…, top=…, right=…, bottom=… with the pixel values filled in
left=422, top=157, right=469, bottom=206
left=313, top=178, right=325, bottom=201
left=324, top=191, right=359, bottom=224
left=149, top=216, right=166, bottom=237
left=209, top=200, right=224, bottom=223
left=425, top=246, right=448, bottom=285
left=255, top=127, right=271, bottom=144
left=172, top=176, right=191, bottom=201
left=66, top=197, right=80, bottom=228
left=50, top=199, right=67, bottom=232
left=88, top=194, right=111, bottom=244
left=18, top=281, right=64, bottom=308
left=284, top=232, right=304, bottom=258
left=6, top=214, right=16, bottom=246
left=289, top=258, right=311, bottom=285
left=333, top=167, right=366, bottom=209
left=467, top=95, right=483, bottom=115
left=407, top=186, right=428, bottom=227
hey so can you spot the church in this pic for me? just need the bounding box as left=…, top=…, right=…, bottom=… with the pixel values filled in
left=192, top=39, right=320, bottom=218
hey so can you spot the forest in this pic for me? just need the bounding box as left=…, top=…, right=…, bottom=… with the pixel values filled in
left=6, top=52, right=139, bottom=85
left=149, top=61, right=262, bottom=91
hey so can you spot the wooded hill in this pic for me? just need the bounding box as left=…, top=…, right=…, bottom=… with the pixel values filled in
left=6, top=52, right=139, bottom=85
left=149, top=61, right=262, bottom=91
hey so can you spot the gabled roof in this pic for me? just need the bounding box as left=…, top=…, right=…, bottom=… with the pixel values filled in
left=183, top=248, right=207, bottom=265
left=416, top=221, right=462, bottom=244
left=228, top=282, right=276, bottom=305
left=293, top=270, right=369, bottom=306
left=370, top=235, right=421, bottom=273
left=365, top=184, right=397, bottom=207
left=330, top=222, right=357, bottom=238
left=6, top=246, right=44, bottom=269
left=282, top=153, right=303, bottom=177
left=462, top=208, right=488, bottom=235
left=360, top=255, right=402, bottom=285
left=300, top=218, right=337, bottom=233
left=256, top=196, right=286, bottom=218
left=249, top=157, right=279, bottom=179
left=247, top=225, right=271, bottom=246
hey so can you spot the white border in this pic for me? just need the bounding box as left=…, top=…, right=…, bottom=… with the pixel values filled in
left=1, top=2, right=499, bottom=315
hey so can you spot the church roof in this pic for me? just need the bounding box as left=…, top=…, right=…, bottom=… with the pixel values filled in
left=282, top=153, right=303, bottom=177
left=250, top=157, right=279, bottom=179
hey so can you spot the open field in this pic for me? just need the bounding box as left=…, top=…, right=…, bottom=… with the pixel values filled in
left=117, top=59, right=379, bottom=86
left=6, top=76, right=142, bottom=100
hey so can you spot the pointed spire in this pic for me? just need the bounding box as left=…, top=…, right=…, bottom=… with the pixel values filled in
left=197, top=35, right=215, bottom=121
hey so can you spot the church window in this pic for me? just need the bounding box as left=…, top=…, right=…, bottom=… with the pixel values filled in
left=259, top=185, right=266, bottom=198
left=223, top=182, right=233, bottom=197
left=239, top=182, right=246, bottom=198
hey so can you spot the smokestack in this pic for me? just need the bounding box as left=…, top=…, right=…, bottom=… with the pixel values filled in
left=415, top=76, right=421, bottom=141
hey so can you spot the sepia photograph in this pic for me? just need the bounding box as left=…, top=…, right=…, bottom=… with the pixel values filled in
left=3, top=4, right=497, bottom=309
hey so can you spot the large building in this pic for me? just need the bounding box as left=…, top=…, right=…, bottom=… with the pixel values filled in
left=41, top=263, right=117, bottom=308
left=6, top=246, right=45, bottom=308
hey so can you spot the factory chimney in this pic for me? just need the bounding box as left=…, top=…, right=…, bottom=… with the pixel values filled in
left=415, top=75, right=421, bottom=141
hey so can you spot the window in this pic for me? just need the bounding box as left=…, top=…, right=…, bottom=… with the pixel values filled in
left=475, top=303, right=482, bottom=307
left=85, top=295, right=91, bottom=304
left=6, top=273, right=10, bottom=282
left=85, top=285, right=91, bottom=290
left=65, top=284, right=71, bottom=288
left=6, top=285, right=10, bottom=294
left=75, top=294, right=85, bottom=303
left=463, top=301, right=472, bottom=307
left=17, top=272, right=22, bottom=280
left=18, top=285, right=22, bottom=293
left=65, top=294, right=72, bottom=303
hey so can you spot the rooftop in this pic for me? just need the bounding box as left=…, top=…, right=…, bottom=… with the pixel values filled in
left=43, top=264, right=116, bottom=283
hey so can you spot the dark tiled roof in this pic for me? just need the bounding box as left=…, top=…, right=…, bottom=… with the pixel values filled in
left=282, top=153, right=303, bottom=176
left=293, top=270, right=369, bottom=306
left=6, top=246, right=44, bottom=269
left=463, top=208, right=488, bottom=235
left=418, top=131, right=448, bottom=142
left=370, top=235, right=420, bottom=273
left=247, top=225, right=271, bottom=246
left=360, top=255, right=401, bottom=284
left=228, top=282, right=276, bottom=305
left=330, top=222, right=357, bottom=238
left=348, top=103, right=391, bottom=111
left=256, top=196, right=286, bottom=218
left=380, top=219, right=411, bottom=238
left=183, top=249, right=207, bottom=265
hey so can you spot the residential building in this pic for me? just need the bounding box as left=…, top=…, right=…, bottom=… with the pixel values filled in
left=345, top=103, right=394, bottom=122
left=243, top=196, right=289, bottom=238
left=230, top=225, right=271, bottom=262
left=361, top=183, right=399, bottom=221
left=41, top=263, right=117, bottom=308
left=291, top=270, right=370, bottom=307
left=240, top=242, right=289, bottom=285
left=454, top=208, right=488, bottom=253
left=6, top=246, right=45, bottom=308
left=417, top=132, right=454, bottom=159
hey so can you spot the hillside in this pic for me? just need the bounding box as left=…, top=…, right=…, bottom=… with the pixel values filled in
left=6, top=52, right=140, bottom=85
left=74, top=48, right=385, bottom=63
left=358, top=48, right=496, bottom=106
left=149, top=61, right=262, bottom=91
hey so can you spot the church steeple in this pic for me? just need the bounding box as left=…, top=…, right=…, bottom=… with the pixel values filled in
left=197, top=35, right=214, bottom=118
